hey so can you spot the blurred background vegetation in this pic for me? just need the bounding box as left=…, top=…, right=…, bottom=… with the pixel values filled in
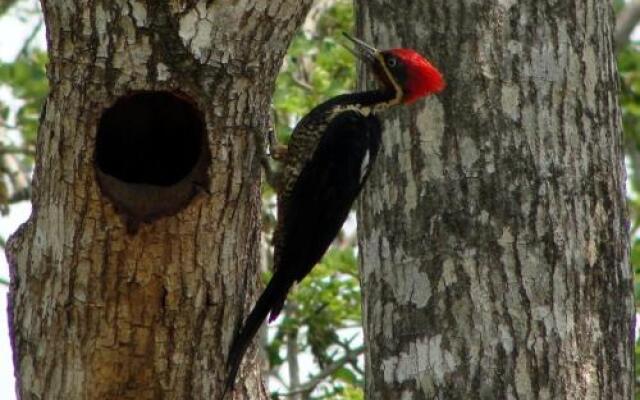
left=1, top=0, right=640, bottom=398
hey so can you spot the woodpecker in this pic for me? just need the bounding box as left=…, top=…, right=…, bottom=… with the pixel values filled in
left=224, top=33, right=445, bottom=392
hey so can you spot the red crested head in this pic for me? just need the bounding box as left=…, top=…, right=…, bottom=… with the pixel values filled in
left=387, top=48, right=445, bottom=104
left=342, top=33, right=444, bottom=107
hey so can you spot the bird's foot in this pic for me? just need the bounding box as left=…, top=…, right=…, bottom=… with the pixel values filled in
left=255, top=126, right=283, bottom=192
left=268, top=128, right=288, bottom=161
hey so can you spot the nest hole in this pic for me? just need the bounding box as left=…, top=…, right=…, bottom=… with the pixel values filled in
left=95, top=91, right=210, bottom=228
left=96, top=91, right=205, bottom=185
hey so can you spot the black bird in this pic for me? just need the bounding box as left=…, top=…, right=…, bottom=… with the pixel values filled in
left=224, top=32, right=445, bottom=393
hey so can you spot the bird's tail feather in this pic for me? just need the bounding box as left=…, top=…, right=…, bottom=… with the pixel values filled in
left=223, top=276, right=292, bottom=396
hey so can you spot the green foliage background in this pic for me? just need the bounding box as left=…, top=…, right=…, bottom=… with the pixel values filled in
left=265, top=3, right=365, bottom=397
left=1, top=0, right=639, bottom=398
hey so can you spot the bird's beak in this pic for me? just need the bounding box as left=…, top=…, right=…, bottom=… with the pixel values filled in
left=342, top=32, right=378, bottom=63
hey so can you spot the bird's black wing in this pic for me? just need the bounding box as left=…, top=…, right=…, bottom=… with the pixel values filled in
left=224, top=110, right=380, bottom=393
left=276, top=110, right=381, bottom=283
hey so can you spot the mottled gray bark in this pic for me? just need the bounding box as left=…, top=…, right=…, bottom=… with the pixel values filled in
left=356, top=1, right=633, bottom=399
left=5, top=1, right=311, bottom=399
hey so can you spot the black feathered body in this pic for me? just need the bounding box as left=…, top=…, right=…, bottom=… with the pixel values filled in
left=225, top=90, right=393, bottom=392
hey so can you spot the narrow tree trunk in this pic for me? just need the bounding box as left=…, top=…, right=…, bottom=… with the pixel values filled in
left=356, top=1, right=633, bottom=399
left=285, top=306, right=302, bottom=400
left=5, top=1, right=311, bottom=399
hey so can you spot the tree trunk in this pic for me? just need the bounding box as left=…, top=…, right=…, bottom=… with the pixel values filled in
left=5, top=1, right=311, bottom=399
left=356, top=1, right=633, bottom=399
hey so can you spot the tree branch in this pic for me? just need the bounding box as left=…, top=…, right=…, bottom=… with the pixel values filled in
left=16, top=17, right=43, bottom=60
left=10, top=186, right=30, bottom=202
left=0, top=0, right=19, bottom=16
left=1, top=151, right=32, bottom=203
left=291, top=75, right=315, bottom=92
left=302, top=0, right=340, bottom=38
left=277, top=345, right=364, bottom=397
left=615, top=0, right=640, bottom=51
left=0, top=145, right=36, bottom=157
left=285, top=304, right=302, bottom=400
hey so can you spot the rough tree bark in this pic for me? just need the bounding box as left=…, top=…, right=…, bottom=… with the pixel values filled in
left=5, top=1, right=311, bottom=399
left=356, top=1, right=633, bottom=399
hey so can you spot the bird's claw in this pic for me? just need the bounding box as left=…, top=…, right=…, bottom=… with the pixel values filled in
left=255, top=126, right=284, bottom=192
left=267, top=128, right=288, bottom=161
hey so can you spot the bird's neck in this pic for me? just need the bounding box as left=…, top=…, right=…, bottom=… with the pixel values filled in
left=325, top=89, right=401, bottom=117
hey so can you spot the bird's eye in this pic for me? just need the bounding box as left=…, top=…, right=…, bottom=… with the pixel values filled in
left=387, top=57, right=397, bottom=68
